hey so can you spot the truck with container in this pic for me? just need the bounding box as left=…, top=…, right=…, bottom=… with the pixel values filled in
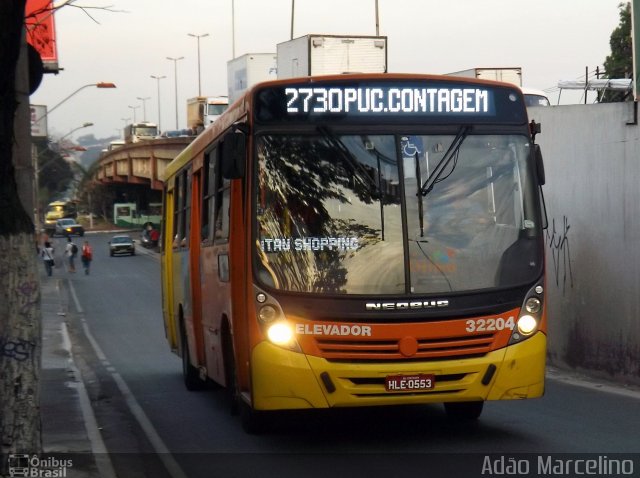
left=276, top=34, right=387, bottom=79
left=227, top=53, right=278, bottom=104
left=445, top=67, right=523, bottom=86
left=186, top=96, right=229, bottom=130
left=445, top=67, right=549, bottom=106
left=124, top=122, right=158, bottom=143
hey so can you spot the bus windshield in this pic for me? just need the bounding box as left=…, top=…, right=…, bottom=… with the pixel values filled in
left=255, top=132, right=542, bottom=295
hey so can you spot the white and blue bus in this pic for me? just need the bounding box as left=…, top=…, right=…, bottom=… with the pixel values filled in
left=113, top=202, right=161, bottom=229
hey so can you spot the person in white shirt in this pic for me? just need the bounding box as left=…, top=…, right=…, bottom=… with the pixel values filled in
left=41, top=241, right=55, bottom=276
left=65, top=236, right=77, bottom=272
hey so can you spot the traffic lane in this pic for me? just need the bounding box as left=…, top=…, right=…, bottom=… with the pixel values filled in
left=64, top=237, right=640, bottom=455
left=151, top=379, right=639, bottom=454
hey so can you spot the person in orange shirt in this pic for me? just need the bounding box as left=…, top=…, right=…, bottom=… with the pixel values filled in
left=81, top=240, right=93, bottom=275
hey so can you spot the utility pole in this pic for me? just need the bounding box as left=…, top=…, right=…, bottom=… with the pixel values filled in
left=188, top=33, right=209, bottom=96
left=166, top=56, right=184, bottom=129
left=128, top=105, right=139, bottom=123
left=137, top=96, right=151, bottom=121
left=150, top=75, right=167, bottom=133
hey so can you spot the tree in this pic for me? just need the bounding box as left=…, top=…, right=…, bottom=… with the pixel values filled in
left=602, top=1, right=633, bottom=102
left=1, top=4, right=119, bottom=470
left=33, top=138, right=75, bottom=201
left=0, top=0, right=42, bottom=469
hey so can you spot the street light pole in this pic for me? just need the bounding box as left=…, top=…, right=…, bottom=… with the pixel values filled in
left=137, top=96, right=151, bottom=121
left=120, top=117, right=130, bottom=138
left=59, top=122, right=94, bottom=143
left=34, top=82, right=116, bottom=123
left=166, top=56, right=184, bottom=130
left=231, top=0, right=236, bottom=58
left=188, top=33, right=209, bottom=96
left=150, top=75, right=167, bottom=133
left=35, top=121, right=94, bottom=203
left=128, top=105, right=139, bottom=123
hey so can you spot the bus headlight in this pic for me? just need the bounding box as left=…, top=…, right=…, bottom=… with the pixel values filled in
left=509, top=283, right=544, bottom=345
left=525, top=297, right=541, bottom=314
left=258, top=305, right=278, bottom=324
left=267, top=322, right=294, bottom=346
left=517, top=315, right=538, bottom=336
left=254, top=288, right=301, bottom=351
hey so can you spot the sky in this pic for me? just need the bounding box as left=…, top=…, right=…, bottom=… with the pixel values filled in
left=30, top=0, right=625, bottom=141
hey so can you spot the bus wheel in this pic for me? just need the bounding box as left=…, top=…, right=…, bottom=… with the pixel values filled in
left=222, top=330, right=240, bottom=416
left=444, top=401, right=484, bottom=420
left=181, top=326, right=205, bottom=391
left=240, top=401, right=266, bottom=435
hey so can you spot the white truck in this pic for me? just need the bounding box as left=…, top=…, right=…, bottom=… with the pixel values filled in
left=227, top=53, right=277, bottom=104
left=277, top=34, right=387, bottom=79
left=445, top=67, right=550, bottom=106
left=445, top=67, right=523, bottom=86
left=186, top=96, right=229, bottom=130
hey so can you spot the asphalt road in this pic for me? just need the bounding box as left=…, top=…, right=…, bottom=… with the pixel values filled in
left=56, top=232, right=640, bottom=478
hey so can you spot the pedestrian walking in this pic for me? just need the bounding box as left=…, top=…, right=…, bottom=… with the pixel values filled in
left=65, top=236, right=78, bottom=272
left=41, top=241, right=55, bottom=276
left=81, top=240, right=93, bottom=275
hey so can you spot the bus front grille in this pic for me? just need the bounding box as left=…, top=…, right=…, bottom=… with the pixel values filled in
left=314, top=333, right=495, bottom=362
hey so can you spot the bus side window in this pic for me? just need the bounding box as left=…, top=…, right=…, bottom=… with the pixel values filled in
left=183, top=169, right=192, bottom=247
left=201, top=147, right=217, bottom=241
left=162, top=187, right=170, bottom=252
left=173, top=174, right=181, bottom=248
left=214, top=178, right=230, bottom=241
left=173, top=169, right=191, bottom=248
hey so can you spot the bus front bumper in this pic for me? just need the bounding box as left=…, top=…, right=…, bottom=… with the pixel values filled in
left=250, top=332, right=546, bottom=410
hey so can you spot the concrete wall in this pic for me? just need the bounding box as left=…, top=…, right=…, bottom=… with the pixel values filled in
left=528, top=102, right=640, bottom=383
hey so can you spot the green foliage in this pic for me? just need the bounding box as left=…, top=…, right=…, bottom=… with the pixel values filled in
left=602, top=2, right=632, bottom=102
left=34, top=138, right=74, bottom=202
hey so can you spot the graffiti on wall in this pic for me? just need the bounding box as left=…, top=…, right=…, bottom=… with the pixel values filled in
left=546, top=215, right=573, bottom=294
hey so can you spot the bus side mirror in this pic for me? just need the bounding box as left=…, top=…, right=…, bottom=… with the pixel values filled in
left=221, top=127, right=247, bottom=179
left=534, top=144, right=545, bottom=186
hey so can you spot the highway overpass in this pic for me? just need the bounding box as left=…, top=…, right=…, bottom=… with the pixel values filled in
left=93, top=137, right=191, bottom=191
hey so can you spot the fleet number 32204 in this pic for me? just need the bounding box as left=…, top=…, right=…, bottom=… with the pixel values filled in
left=465, top=316, right=515, bottom=333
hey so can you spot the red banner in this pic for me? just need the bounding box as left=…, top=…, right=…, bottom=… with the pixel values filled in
left=25, top=0, right=59, bottom=72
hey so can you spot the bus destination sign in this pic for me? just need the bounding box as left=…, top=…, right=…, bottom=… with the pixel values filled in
left=285, top=85, right=493, bottom=116
left=254, top=79, right=530, bottom=124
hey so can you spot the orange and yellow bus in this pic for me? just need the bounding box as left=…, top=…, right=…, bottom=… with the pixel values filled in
left=160, top=74, right=548, bottom=432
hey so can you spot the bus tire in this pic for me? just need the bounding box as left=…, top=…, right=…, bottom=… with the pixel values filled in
left=222, top=328, right=239, bottom=416
left=181, top=325, right=205, bottom=391
left=444, top=401, right=484, bottom=420
left=240, top=401, right=266, bottom=435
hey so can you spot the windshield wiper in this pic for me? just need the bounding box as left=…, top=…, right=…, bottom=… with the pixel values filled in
left=317, top=126, right=380, bottom=194
left=419, top=125, right=471, bottom=197
left=317, top=126, right=387, bottom=239
left=414, top=150, right=425, bottom=237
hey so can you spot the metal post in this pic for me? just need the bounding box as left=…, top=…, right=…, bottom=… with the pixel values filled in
left=150, top=75, right=166, bottom=133
left=188, top=34, right=209, bottom=96
left=128, top=105, right=139, bottom=123
left=291, top=0, right=295, bottom=39
left=375, top=0, right=379, bottom=36
left=137, top=96, right=150, bottom=121
left=34, top=82, right=116, bottom=124
left=167, top=56, right=184, bottom=129
left=232, top=0, right=236, bottom=58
